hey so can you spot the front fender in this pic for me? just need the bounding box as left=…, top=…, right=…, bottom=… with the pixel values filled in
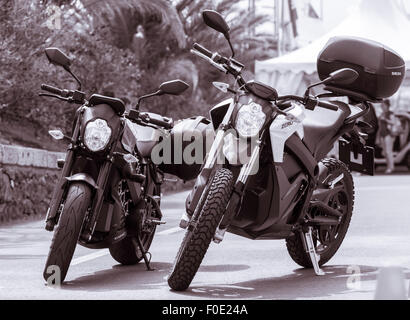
left=65, top=173, right=98, bottom=190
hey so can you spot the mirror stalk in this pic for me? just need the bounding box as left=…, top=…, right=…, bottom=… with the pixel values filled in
left=304, top=79, right=329, bottom=99
left=135, top=90, right=162, bottom=110
left=226, top=36, right=235, bottom=58
left=64, top=66, right=82, bottom=90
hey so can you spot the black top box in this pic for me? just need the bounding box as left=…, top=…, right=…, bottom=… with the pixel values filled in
left=317, top=36, right=406, bottom=101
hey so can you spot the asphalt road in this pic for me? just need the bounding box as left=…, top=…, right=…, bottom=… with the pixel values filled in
left=0, top=173, right=410, bottom=300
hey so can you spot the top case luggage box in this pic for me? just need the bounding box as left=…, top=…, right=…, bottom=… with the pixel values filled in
left=317, top=36, right=405, bottom=101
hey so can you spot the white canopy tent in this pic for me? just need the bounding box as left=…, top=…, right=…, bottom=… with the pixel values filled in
left=255, top=0, right=410, bottom=98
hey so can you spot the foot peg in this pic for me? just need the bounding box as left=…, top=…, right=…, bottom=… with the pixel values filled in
left=304, top=227, right=325, bottom=276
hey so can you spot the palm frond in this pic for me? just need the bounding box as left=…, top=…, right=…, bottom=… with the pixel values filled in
left=83, top=0, right=186, bottom=48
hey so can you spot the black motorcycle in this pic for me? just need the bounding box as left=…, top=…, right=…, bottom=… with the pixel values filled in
left=40, top=47, right=190, bottom=283
left=168, top=10, right=405, bottom=290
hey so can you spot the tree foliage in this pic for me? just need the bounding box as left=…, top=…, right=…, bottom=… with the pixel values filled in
left=0, top=0, right=276, bottom=150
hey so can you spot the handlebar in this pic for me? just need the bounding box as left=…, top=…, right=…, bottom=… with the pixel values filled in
left=127, top=110, right=173, bottom=129
left=191, top=43, right=245, bottom=77
left=277, top=95, right=339, bottom=112
left=193, top=43, right=213, bottom=59
left=41, top=84, right=64, bottom=96
left=146, top=116, right=173, bottom=129
left=316, top=100, right=339, bottom=111
left=191, top=44, right=339, bottom=112
left=40, top=83, right=85, bottom=104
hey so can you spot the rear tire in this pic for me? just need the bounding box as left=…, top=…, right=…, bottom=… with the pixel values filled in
left=109, top=233, right=155, bottom=265
left=109, top=183, right=160, bottom=265
left=167, top=169, right=234, bottom=291
left=43, top=183, right=92, bottom=283
left=286, top=158, right=354, bottom=268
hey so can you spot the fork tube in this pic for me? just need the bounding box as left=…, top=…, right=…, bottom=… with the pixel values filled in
left=45, top=116, right=81, bottom=226
left=87, top=160, right=113, bottom=239
left=238, top=140, right=261, bottom=184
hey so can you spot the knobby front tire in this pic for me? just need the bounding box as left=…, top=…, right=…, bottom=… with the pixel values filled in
left=167, top=168, right=234, bottom=291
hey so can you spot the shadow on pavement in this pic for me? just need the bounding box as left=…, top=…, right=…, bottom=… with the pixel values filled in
left=63, top=262, right=172, bottom=292
left=62, top=262, right=249, bottom=292
left=172, top=265, right=410, bottom=300
left=58, top=264, right=410, bottom=299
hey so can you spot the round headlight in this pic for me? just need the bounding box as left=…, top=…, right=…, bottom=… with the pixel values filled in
left=235, top=102, right=266, bottom=138
left=84, top=118, right=112, bottom=152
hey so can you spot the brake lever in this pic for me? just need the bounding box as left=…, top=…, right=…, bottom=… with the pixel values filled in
left=39, top=93, right=71, bottom=102
left=190, top=49, right=227, bottom=72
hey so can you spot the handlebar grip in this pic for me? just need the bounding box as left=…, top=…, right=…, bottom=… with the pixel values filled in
left=317, top=100, right=339, bottom=111
left=193, top=43, right=213, bottom=59
left=41, top=84, right=63, bottom=95
left=148, top=117, right=173, bottom=129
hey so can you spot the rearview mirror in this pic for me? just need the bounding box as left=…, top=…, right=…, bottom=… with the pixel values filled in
left=45, top=48, right=71, bottom=69
left=326, top=68, right=359, bottom=85
left=159, top=80, right=189, bottom=96
left=45, top=47, right=82, bottom=90
left=202, top=10, right=230, bottom=37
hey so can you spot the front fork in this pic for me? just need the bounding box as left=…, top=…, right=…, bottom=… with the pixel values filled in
left=213, top=140, right=261, bottom=243
left=184, top=101, right=237, bottom=223
left=45, top=116, right=81, bottom=231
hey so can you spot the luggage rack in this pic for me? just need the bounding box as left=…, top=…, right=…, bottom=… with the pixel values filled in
left=319, top=86, right=378, bottom=124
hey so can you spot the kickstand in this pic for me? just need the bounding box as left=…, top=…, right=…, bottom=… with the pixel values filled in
left=304, top=227, right=325, bottom=276
left=132, top=237, right=155, bottom=271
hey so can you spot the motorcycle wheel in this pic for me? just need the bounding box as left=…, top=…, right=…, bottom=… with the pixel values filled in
left=109, top=184, right=160, bottom=265
left=43, top=182, right=92, bottom=283
left=167, top=168, right=234, bottom=291
left=286, top=158, right=354, bottom=268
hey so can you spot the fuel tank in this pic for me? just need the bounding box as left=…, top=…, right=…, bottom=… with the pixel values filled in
left=122, top=117, right=164, bottom=157
left=158, top=116, right=212, bottom=181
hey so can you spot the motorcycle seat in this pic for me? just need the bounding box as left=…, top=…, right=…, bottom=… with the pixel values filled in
left=302, top=101, right=351, bottom=156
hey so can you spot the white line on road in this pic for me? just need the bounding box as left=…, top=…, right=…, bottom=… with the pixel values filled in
left=157, top=226, right=183, bottom=236
left=358, top=185, right=410, bottom=192
left=71, top=249, right=109, bottom=266
left=71, top=226, right=183, bottom=265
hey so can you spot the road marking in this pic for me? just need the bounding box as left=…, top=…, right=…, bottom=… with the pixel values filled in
left=157, top=226, right=182, bottom=236
left=71, top=249, right=109, bottom=266
left=70, top=226, right=182, bottom=265
left=358, top=185, right=410, bottom=192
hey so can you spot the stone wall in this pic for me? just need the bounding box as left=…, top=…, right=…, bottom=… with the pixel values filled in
left=0, top=144, right=64, bottom=224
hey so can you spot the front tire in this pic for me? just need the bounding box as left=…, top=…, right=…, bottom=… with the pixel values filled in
left=168, top=169, right=234, bottom=291
left=43, top=183, right=92, bottom=283
left=286, top=158, right=354, bottom=268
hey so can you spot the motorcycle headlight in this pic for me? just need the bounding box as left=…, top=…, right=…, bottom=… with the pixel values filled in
left=235, top=102, right=266, bottom=138
left=84, top=118, right=112, bottom=152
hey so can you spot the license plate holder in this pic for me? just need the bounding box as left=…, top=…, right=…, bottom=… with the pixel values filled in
left=339, top=140, right=374, bottom=176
